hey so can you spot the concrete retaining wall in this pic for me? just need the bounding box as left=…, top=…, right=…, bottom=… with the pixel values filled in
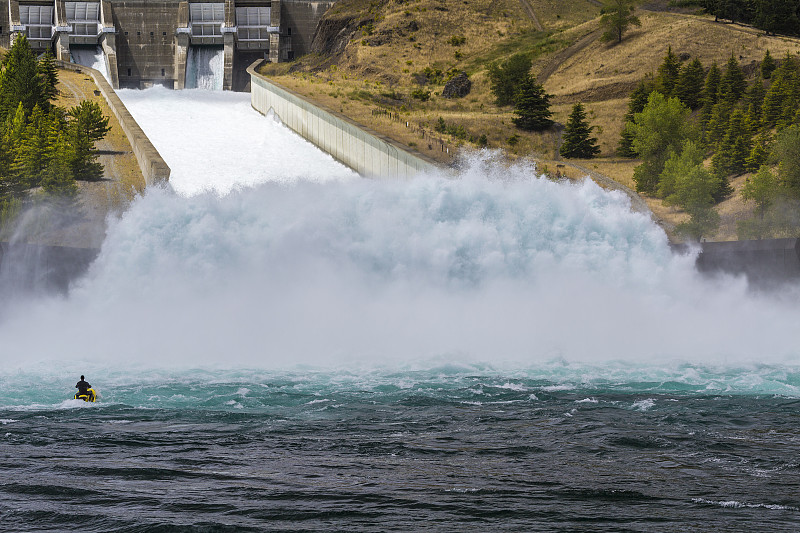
left=247, top=60, right=440, bottom=178
left=694, top=238, right=800, bottom=286
left=56, top=60, right=171, bottom=186
left=0, top=242, right=99, bottom=295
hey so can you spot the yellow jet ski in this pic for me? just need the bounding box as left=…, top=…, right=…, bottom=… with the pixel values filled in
left=74, top=388, right=97, bottom=402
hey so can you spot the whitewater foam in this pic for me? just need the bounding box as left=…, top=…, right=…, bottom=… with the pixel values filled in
left=0, top=90, right=797, bottom=379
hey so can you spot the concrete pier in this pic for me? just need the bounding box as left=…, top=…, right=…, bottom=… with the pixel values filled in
left=248, top=60, right=441, bottom=179
left=2, top=0, right=334, bottom=91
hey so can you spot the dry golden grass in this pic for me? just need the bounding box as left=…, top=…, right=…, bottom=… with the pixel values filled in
left=528, top=0, right=602, bottom=31
left=261, top=1, right=800, bottom=242
left=544, top=11, right=800, bottom=100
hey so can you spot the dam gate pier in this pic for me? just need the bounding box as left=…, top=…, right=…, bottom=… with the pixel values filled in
left=0, top=0, right=333, bottom=91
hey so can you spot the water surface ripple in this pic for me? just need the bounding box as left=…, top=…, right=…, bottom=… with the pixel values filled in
left=1, top=368, right=798, bottom=532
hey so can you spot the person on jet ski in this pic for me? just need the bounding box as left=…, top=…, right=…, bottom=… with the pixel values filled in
left=76, top=375, right=91, bottom=395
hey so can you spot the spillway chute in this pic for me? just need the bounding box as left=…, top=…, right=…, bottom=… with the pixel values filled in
left=185, top=46, right=224, bottom=90
left=69, top=44, right=110, bottom=83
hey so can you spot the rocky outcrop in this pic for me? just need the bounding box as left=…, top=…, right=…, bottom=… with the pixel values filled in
left=442, top=72, right=472, bottom=98
left=310, top=15, right=364, bottom=56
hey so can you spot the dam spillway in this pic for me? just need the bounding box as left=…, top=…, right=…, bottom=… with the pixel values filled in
left=0, top=0, right=334, bottom=90
left=1, top=86, right=799, bottom=364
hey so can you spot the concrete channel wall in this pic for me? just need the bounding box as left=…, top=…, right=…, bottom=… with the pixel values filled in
left=56, top=60, right=171, bottom=186
left=247, top=60, right=440, bottom=178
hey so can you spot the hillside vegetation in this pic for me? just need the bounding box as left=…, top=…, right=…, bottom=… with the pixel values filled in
left=259, top=0, right=800, bottom=241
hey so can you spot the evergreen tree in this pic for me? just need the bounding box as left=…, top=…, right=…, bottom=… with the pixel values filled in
left=741, top=165, right=779, bottom=219
left=487, top=54, right=532, bottom=107
left=627, top=92, right=697, bottom=194
left=754, top=0, right=800, bottom=36
left=0, top=35, right=46, bottom=120
left=711, top=108, right=750, bottom=198
left=12, top=105, right=50, bottom=189
left=659, top=140, right=721, bottom=240
left=560, top=103, right=600, bottom=158
left=745, top=133, right=771, bottom=172
left=1, top=103, right=28, bottom=197
left=658, top=140, right=714, bottom=200
left=512, top=76, right=553, bottom=131
left=718, top=54, right=747, bottom=104
left=761, top=49, right=776, bottom=79
left=745, top=74, right=767, bottom=129
left=40, top=133, right=77, bottom=200
left=761, top=54, right=799, bottom=128
left=617, top=77, right=653, bottom=157
left=599, top=0, right=641, bottom=43
left=705, top=100, right=733, bottom=147
left=68, top=101, right=111, bottom=143
left=772, top=124, right=800, bottom=194
left=37, top=51, right=59, bottom=104
left=67, top=100, right=110, bottom=182
left=700, top=62, right=722, bottom=132
left=675, top=58, right=705, bottom=109
left=655, top=46, right=681, bottom=98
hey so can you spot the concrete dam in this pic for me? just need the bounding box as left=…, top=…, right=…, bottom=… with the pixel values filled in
left=0, top=0, right=333, bottom=91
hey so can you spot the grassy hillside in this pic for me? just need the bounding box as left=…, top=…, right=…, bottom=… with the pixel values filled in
left=259, top=0, right=800, bottom=241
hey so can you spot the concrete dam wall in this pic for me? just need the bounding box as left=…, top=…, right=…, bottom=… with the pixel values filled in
left=248, top=60, right=440, bottom=179
left=3, top=0, right=334, bottom=91
left=56, top=59, right=170, bottom=186
left=694, top=238, right=800, bottom=286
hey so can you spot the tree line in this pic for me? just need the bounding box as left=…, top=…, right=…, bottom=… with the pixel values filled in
left=703, top=0, right=800, bottom=37
left=620, top=47, right=800, bottom=239
left=0, top=35, right=110, bottom=229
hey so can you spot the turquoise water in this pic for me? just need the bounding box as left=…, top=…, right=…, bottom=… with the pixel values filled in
left=2, top=365, right=799, bottom=531
left=0, top=90, right=798, bottom=531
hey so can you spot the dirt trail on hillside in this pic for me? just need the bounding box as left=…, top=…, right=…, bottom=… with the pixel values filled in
left=517, top=0, right=544, bottom=31
left=537, top=28, right=602, bottom=83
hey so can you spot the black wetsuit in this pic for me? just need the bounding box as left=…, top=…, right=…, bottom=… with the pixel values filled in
left=76, top=380, right=91, bottom=395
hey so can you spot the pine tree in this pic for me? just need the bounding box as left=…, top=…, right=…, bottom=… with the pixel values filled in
left=655, top=46, right=681, bottom=98
left=718, top=54, right=747, bottom=104
left=658, top=140, right=712, bottom=199
left=700, top=62, right=722, bottom=133
left=745, top=133, right=771, bottom=172
left=761, top=55, right=799, bottom=128
left=487, top=54, right=532, bottom=107
left=41, top=133, right=78, bottom=200
left=12, top=104, right=50, bottom=188
left=37, top=51, right=59, bottom=104
left=675, top=58, right=705, bottom=109
left=754, top=0, right=800, bottom=36
left=772, top=124, right=800, bottom=194
left=560, top=103, right=600, bottom=159
left=68, top=101, right=111, bottom=143
left=628, top=92, right=696, bottom=195
left=711, top=108, right=751, bottom=197
left=659, top=141, right=721, bottom=240
left=512, top=76, right=553, bottom=131
left=599, top=0, right=641, bottom=43
left=0, top=35, right=46, bottom=120
left=1, top=103, right=28, bottom=197
left=617, top=78, right=653, bottom=157
left=706, top=100, right=733, bottom=147
left=745, top=75, right=767, bottom=129
left=761, top=49, right=776, bottom=79
left=741, top=165, right=779, bottom=219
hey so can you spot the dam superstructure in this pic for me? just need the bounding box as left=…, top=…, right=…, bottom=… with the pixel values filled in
left=0, top=0, right=333, bottom=90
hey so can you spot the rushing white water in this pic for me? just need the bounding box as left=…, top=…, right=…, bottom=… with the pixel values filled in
left=117, top=88, right=356, bottom=194
left=69, top=45, right=110, bottom=83
left=185, top=46, right=224, bottom=90
left=1, top=89, right=799, bottom=373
